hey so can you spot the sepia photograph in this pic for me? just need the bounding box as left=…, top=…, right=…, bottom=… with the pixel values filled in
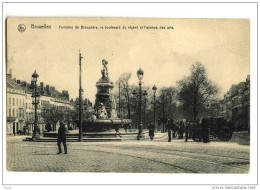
left=2, top=2, right=258, bottom=188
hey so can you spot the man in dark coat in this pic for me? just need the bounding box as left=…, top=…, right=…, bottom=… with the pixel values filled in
left=57, top=121, right=67, bottom=154
left=178, top=120, right=184, bottom=139
left=148, top=123, right=155, bottom=140
left=166, top=119, right=173, bottom=142
left=185, top=121, right=191, bottom=142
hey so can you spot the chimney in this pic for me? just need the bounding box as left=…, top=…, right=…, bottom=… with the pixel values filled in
left=17, top=80, right=21, bottom=84
left=62, top=90, right=69, bottom=100
left=46, top=85, right=50, bottom=92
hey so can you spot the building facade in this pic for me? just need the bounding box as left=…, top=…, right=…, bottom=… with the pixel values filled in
left=6, top=73, right=75, bottom=135
left=6, top=75, right=26, bottom=135
left=214, top=75, right=250, bottom=131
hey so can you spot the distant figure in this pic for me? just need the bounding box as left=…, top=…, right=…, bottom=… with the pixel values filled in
left=185, top=121, right=191, bottom=142
left=148, top=123, right=155, bottom=140
left=166, top=119, right=173, bottom=142
left=178, top=120, right=184, bottom=139
left=57, top=121, right=67, bottom=154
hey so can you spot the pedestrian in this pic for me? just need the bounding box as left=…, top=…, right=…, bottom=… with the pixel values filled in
left=178, top=120, right=184, bottom=139
left=57, top=121, right=67, bottom=154
left=185, top=121, right=190, bottom=142
left=148, top=123, right=155, bottom=140
left=166, top=119, right=172, bottom=142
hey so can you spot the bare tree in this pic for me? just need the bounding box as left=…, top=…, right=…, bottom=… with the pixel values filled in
left=115, top=73, right=132, bottom=119
left=177, top=62, right=219, bottom=121
left=159, top=86, right=177, bottom=118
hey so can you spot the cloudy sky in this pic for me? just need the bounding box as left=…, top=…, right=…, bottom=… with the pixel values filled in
left=7, top=18, right=250, bottom=103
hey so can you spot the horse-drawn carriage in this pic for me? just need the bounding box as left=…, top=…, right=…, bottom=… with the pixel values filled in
left=190, top=117, right=233, bottom=142
left=158, top=117, right=233, bottom=142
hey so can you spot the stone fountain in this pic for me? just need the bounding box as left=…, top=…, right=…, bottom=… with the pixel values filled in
left=82, top=59, right=131, bottom=132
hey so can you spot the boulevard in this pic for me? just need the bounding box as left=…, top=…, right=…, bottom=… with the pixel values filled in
left=6, top=133, right=249, bottom=173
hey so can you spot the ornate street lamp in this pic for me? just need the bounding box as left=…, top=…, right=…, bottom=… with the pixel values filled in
left=31, top=71, right=40, bottom=140
left=137, top=68, right=144, bottom=140
left=152, top=85, right=157, bottom=126
left=132, top=89, right=137, bottom=129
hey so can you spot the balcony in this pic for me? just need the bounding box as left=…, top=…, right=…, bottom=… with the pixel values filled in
left=7, top=117, right=16, bottom=122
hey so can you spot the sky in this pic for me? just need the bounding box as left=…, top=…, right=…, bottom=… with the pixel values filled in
left=7, top=18, right=250, bottom=103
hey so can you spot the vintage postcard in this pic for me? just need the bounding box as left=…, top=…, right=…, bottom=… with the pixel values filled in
left=5, top=17, right=253, bottom=185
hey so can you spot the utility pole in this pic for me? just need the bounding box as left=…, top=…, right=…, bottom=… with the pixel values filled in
left=78, top=50, right=83, bottom=142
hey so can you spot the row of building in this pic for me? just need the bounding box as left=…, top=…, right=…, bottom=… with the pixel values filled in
left=6, top=71, right=77, bottom=135
left=210, top=75, right=250, bottom=131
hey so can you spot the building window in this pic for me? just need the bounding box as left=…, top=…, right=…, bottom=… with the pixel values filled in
left=20, top=99, right=21, bottom=106
left=13, top=98, right=15, bottom=105
left=23, top=100, right=25, bottom=106
left=26, top=103, right=28, bottom=109
left=9, top=97, right=11, bottom=105
left=17, top=99, right=18, bottom=105
left=9, top=109, right=11, bottom=117
left=17, top=109, right=19, bottom=118
left=13, top=109, right=15, bottom=117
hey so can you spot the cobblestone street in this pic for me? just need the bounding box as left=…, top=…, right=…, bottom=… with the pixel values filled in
left=6, top=134, right=250, bottom=173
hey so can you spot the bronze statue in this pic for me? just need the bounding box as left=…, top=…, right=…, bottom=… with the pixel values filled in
left=102, top=59, right=108, bottom=79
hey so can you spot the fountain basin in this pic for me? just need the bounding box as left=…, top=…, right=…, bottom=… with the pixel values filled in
left=82, top=118, right=132, bottom=132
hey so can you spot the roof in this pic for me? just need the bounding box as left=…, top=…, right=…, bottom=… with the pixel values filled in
left=6, top=75, right=25, bottom=91
left=7, top=75, right=70, bottom=102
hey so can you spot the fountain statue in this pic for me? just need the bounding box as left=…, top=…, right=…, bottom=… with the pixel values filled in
left=83, top=59, right=131, bottom=132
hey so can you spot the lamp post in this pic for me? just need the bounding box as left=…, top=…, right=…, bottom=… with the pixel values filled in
left=137, top=68, right=144, bottom=140
left=162, top=94, right=166, bottom=133
left=78, top=50, right=83, bottom=142
left=118, top=82, right=121, bottom=118
left=143, top=90, right=148, bottom=127
left=31, top=71, right=40, bottom=140
left=132, top=89, right=137, bottom=129
left=152, top=85, right=157, bottom=126
left=157, top=93, right=166, bottom=133
left=66, top=107, right=71, bottom=130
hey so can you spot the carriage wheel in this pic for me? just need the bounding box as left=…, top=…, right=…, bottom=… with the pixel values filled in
left=219, top=131, right=230, bottom=141
left=191, top=131, right=201, bottom=142
left=192, top=137, right=201, bottom=142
